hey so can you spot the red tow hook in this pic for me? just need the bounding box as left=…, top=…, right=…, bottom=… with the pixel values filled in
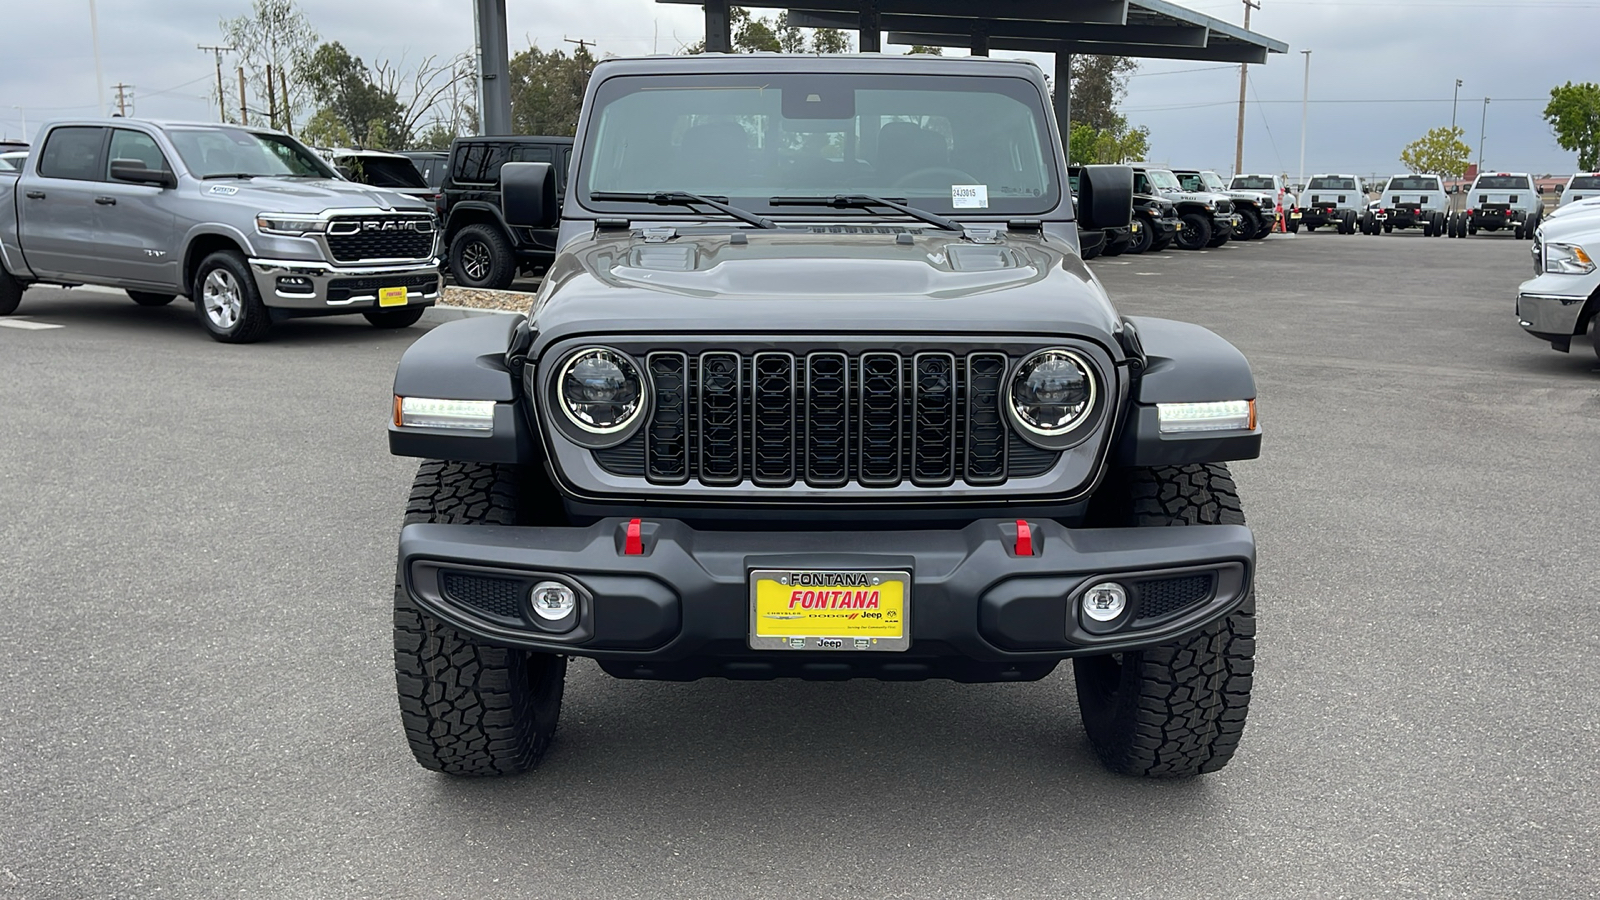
left=1014, top=519, right=1034, bottom=557
left=624, top=518, right=644, bottom=556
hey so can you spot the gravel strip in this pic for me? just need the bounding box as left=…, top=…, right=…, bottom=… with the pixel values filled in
left=441, top=286, right=535, bottom=312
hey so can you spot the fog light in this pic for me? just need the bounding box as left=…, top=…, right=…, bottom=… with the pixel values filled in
left=275, top=275, right=315, bottom=294
left=529, top=580, right=577, bottom=622
left=1082, top=582, right=1128, bottom=622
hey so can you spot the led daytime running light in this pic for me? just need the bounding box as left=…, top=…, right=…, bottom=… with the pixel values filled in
left=396, top=396, right=495, bottom=431
left=1157, top=400, right=1255, bottom=434
left=256, top=214, right=329, bottom=236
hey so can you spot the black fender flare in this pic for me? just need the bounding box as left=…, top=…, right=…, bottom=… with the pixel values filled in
left=444, top=201, right=512, bottom=243
left=388, top=313, right=536, bottom=465
left=1115, top=317, right=1261, bottom=467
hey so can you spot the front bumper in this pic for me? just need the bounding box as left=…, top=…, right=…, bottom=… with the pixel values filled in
left=398, top=517, right=1255, bottom=681
left=1517, top=271, right=1600, bottom=341
left=1214, top=212, right=1243, bottom=235
left=248, top=256, right=442, bottom=311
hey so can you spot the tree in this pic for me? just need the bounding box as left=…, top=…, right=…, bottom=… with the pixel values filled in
left=1070, top=55, right=1139, bottom=134
left=220, top=0, right=318, bottom=131
left=906, top=45, right=944, bottom=56
left=1068, top=121, right=1149, bottom=165
left=508, top=44, right=598, bottom=137
left=1543, top=81, right=1600, bottom=171
left=683, top=8, right=853, bottom=54
left=373, top=52, right=477, bottom=149
left=1398, top=125, right=1472, bottom=177
left=299, top=42, right=405, bottom=148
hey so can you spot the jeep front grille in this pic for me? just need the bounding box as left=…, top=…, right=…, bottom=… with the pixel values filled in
left=325, top=214, right=435, bottom=263
left=594, top=350, right=1060, bottom=488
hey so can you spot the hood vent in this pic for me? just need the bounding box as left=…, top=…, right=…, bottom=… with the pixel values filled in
left=627, top=244, right=700, bottom=272
left=806, top=225, right=914, bottom=234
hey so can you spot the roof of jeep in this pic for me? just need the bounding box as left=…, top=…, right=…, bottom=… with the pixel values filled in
left=453, top=135, right=572, bottom=145
left=589, top=52, right=1046, bottom=80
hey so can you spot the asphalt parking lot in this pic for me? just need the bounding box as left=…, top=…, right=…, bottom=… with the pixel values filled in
left=2, top=230, right=1596, bottom=899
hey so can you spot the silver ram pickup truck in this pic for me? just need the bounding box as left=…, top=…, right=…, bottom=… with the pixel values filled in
left=0, top=118, right=441, bottom=342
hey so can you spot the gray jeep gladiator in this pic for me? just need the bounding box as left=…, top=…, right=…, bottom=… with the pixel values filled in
left=0, top=119, right=440, bottom=342
left=386, top=54, right=1262, bottom=779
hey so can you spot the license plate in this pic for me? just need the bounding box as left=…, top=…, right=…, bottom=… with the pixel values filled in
left=378, top=286, right=408, bottom=307
left=1290, top=212, right=1302, bottom=219
left=748, top=568, right=909, bottom=652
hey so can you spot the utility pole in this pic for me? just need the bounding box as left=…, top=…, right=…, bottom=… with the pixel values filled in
left=279, top=68, right=293, bottom=134
left=1233, top=0, right=1260, bottom=175
left=1451, top=78, right=1462, bottom=132
left=112, top=82, right=132, bottom=117
left=88, top=0, right=106, bottom=116
left=238, top=67, right=249, bottom=126
left=266, top=63, right=277, bottom=129
left=1297, top=49, right=1310, bottom=199
left=563, top=36, right=596, bottom=54
left=198, top=45, right=233, bottom=122
left=1477, top=97, right=1490, bottom=173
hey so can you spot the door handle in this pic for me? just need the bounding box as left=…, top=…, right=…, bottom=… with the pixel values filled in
left=25, top=191, right=45, bottom=200
left=95, top=196, right=117, bottom=206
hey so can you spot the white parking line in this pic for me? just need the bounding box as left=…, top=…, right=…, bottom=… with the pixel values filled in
left=0, top=318, right=65, bottom=331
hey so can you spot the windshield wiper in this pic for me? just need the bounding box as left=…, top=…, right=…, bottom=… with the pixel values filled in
left=769, top=194, right=962, bottom=231
left=201, top=173, right=261, bottom=180
left=590, top=191, right=776, bottom=229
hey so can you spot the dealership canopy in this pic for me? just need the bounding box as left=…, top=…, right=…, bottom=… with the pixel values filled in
left=470, top=0, right=1287, bottom=135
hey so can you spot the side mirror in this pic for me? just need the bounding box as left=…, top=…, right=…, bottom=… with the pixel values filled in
left=1076, top=164, right=1134, bottom=230
left=501, top=161, right=557, bottom=229
left=109, top=158, right=175, bottom=189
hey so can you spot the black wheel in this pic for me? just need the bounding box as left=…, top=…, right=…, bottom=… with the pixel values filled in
left=192, top=250, right=271, bottom=343
left=363, top=306, right=428, bottom=329
left=1174, top=213, right=1211, bottom=250
left=1286, top=219, right=1300, bottom=234
left=449, top=223, right=517, bottom=290
left=1591, top=317, right=1600, bottom=364
left=395, top=460, right=568, bottom=776
left=1342, top=210, right=1358, bottom=234
left=1102, top=232, right=1129, bottom=257
left=1433, top=212, right=1447, bottom=237
left=127, top=290, right=176, bottom=307
left=0, top=266, right=23, bottom=316
left=1421, top=218, right=1434, bottom=237
left=1234, top=209, right=1259, bottom=243
left=1253, top=212, right=1274, bottom=239
left=1150, top=234, right=1173, bottom=252
left=1128, top=216, right=1155, bottom=254
left=1075, top=464, right=1256, bottom=778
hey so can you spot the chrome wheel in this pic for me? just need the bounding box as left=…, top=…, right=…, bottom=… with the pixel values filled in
left=202, top=269, right=242, bottom=331
left=461, top=241, right=491, bottom=282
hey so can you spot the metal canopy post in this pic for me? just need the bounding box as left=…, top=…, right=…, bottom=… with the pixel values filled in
left=704, top=0, right=732, bottom=52
left=859, top=1, right=882, bottom=53
left=474, top=0, right=511, bottom=135
left=971, top=22, right=990, bottom=56
left=1055, top=51, right=1072, bottom=151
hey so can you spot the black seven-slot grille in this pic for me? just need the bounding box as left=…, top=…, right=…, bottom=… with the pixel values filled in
left=325, top=215, right=435, bottom=263
left=595, top=350, right=1060, bottom=488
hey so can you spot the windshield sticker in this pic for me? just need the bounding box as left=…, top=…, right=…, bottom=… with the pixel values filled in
left=952, top=184, right=989, bottom=209
left=208, top=185, right=238, bottom=195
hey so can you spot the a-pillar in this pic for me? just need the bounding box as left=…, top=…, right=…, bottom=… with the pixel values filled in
left=474, top=0, right=511, bottom=135
left=1054, top=50, right=1073, bottom=141
left=705, top=0, right=732, bottom=53
left=859, top=1, right=881, bottom=53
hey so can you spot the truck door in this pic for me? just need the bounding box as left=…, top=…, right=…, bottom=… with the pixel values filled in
left=18, top=125, right=109, bottom=279
left=96, top=128, right=178, bottom=288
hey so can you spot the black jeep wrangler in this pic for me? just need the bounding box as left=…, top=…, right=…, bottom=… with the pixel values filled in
left=440, top=135, right=573, bottom=288
left=388, top=54, right=1262, bottom=780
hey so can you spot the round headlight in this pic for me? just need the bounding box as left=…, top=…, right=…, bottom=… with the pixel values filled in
left=558, top=348, right=644, bottom=434
left=1009, top=350, right=1095, bottom=437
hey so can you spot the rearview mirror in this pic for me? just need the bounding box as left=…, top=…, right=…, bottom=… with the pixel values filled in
left=1075, top=165, right=1134, bottom=230
left=501, top=161, right=557, bottom=229
left=109, top=158, right=175, bottom=188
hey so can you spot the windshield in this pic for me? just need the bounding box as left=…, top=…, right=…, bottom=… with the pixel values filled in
left=339, top=155, right=427, bottom=189
left=581, top=72, right=1059, bottom=217
left=167, top=127, right=337, bottom=179
left=1567, top=176, right=1600, bottom=191
left=1231, top=176, right=1275, bottom=190
left=1387, top=176, right=1441, bottom=192
left=1473, top=175, right=1530, bottom=190
left=1200, top=171, right=1227, bottom=192
left=1146, top=169, right=1182, bottom=192
left=1308, top=176, right=1358, bottom=191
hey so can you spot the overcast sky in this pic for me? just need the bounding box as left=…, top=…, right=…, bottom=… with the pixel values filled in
left=0, top=0, right=1591, bottom=178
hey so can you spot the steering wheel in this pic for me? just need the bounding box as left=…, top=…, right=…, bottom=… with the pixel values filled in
left=889, top=166, right=981, bottom=191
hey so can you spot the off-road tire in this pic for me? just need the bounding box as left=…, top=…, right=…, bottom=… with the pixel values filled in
left=1253, top=213, right=1274, bottom=239
left=1150, top=233, right=1174, bottom=252
left=449, top=223, right=517, bottom=290
left=1175, top=213, right=1211, bottom=250
left=1075, top=463, right=1256, bottom=778
left=1235, top=209, right=1259, bottom=243
left=0, top=266, right=23, bottom=316
left=364, top=306, right=428, bottom=329
left=1286, top=219, right=1300, bottom=234
left=192, top=250, right=272, bottom=343
left=1129, top=215, right=1155, bottom=254
left=394, top=460, right=567, bottom=776
left=127, top=290, right=176, bottom=306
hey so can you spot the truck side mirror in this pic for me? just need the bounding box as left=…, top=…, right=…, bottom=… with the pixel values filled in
left=109, top=158, right=176, bottom=189
left=501, top=162, right=557, bottom=229
left=1076, top=164, right=1134, bottom=230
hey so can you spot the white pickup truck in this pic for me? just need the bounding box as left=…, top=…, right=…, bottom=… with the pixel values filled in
left=0, top=118, right=441, bottom=342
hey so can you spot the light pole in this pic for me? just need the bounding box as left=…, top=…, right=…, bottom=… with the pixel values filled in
left=88, top=0, right=106, bottom=117
left=1297, top=49, right=1311, bottom=199
left=1451, top=79, right=1462, bottom=132
left=1478, top=97, right=1490, bottom=173
left=1233, top=0, right=1261, bottom=176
